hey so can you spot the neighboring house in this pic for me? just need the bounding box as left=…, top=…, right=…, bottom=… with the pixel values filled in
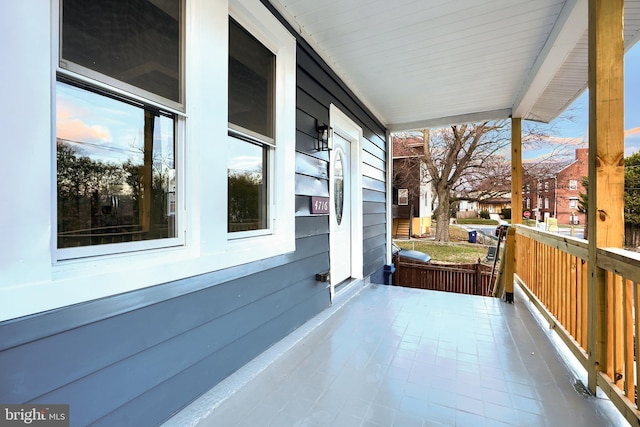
left=392, top=135, right=434, bottom=236
left=1, top=1, right=388, bottom=425
left=455, top=194, right=511, bottom=217
left=457, top=199, right=479, bottom=219
left=523, top=148, right=587, bottom=225
left=457, top=177, right=511, bottom=218
left=479, top=197, right=512, bottom=215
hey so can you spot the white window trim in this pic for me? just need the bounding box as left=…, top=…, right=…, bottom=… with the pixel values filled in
left=224, top=0, right=296, bottom=255
left=0, top=0, right=297, bottom=322
left=52, top=3, right=188, bottom=261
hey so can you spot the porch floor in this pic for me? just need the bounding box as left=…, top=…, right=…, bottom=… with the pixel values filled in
left=164, top=284, right=626, bottom=427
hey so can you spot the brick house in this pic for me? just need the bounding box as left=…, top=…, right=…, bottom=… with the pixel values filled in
left=523, top=148, right=587, bottom=225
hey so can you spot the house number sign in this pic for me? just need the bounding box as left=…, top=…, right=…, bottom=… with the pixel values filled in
left=311, top=196, right=330, bottom=214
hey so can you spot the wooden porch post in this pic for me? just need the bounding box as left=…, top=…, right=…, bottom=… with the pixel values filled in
left=505, top=117, right=522, bottom=303
left=586, top=0, right=625, bottom=394
left=511, top=117, right=522, bottom=226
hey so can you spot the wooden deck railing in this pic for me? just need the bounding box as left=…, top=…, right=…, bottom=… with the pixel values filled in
left=514, top=225, right=640, bottom=425
left=394, top=259, right=493, bottom=296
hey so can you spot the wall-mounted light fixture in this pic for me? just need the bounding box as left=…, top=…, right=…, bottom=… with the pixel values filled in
left=316, top=124, right=333, bottom=151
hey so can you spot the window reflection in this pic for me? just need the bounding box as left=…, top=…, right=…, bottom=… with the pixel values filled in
left=61, top=0, right=182, bottom=103
left=56, top=80, right=176, bottom=248
left=227, top=138, right=267, bottom=232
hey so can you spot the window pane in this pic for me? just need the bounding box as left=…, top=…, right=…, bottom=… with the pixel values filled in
left=228, top=139, right=267, bottom=232
left=61, top=0, right=181, bottom=103
left=56, top=80, right=176, bottom=248
left=229, top=18, right=275, bottom=139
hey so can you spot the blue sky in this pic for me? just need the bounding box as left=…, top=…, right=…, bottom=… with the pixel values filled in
left=532, top=42, right=640, bottom=160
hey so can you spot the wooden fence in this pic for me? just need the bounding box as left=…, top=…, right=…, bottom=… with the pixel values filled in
left=393, top=258, right=493, bottom=296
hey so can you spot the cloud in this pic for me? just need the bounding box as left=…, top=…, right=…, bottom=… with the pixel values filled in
left=625, top=127, right=640, bottom=137
left=229, top=155, right=262, bottom=173
left=56, top=101, right=112, bottom=143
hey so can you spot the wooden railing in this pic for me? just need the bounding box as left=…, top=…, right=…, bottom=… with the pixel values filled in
left=514, top=225, right=640, bottom=425
left=394, top=259, right=493, bottom=296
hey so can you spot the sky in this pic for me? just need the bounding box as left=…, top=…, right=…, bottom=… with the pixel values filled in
left=527, top=42, right=640, bottom=161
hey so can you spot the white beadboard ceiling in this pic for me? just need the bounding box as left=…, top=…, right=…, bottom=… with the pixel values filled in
left=271, top=0, right=640, bottom=130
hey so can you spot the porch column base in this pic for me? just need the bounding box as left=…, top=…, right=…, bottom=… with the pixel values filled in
left=505, top=292, right=514, bottom=303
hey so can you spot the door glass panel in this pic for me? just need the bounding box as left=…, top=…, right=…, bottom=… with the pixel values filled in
left=334, top=150, right=344, bottom=225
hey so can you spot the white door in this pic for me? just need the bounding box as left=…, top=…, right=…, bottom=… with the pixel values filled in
left=330, top=132, right=352, bottom=293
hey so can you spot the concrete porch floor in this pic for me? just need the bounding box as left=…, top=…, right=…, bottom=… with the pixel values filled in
left=164, top=283, right=627, bottom=427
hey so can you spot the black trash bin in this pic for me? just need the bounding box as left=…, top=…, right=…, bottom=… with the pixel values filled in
left=468, top=230, right=477, bottom=243
left=383, top=264, right=396, bottom=285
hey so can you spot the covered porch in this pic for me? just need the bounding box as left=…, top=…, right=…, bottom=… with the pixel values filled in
left=165, top=283, right=626, bottom=426
left=176, top=0, right=640, bottom=424
left=263, top=0, right=640, bottom=422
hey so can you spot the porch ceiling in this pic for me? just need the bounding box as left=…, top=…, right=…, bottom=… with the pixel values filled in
left=271, top=0, right=640, bottom=130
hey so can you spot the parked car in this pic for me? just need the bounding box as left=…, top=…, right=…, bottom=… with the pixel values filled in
left=495, top=224, right=510, bottom=239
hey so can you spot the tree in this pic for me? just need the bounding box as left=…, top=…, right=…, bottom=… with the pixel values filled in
left=393, top=117, right=573, bottom=241
left=578, top=152, right=640, bottom=246
left=624, top=152, right=640, bottom=226
left=421, top=122, right=513, bottom=241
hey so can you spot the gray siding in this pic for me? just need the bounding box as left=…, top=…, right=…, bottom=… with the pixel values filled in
left=0, top=3, right=388, bottom=426
left=295, top=47, right=388, bottom=278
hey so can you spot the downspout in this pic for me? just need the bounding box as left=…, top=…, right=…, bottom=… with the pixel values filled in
left=386, top=129, right=393, bottom=265
left=554, top=176, right=558, bottom=218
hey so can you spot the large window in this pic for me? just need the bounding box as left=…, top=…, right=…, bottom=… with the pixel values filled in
left=57, top=0, right=183, bottom=257
left=60, top=0, right=183, bottom=109
left=228, top=18, right=275, bottom=234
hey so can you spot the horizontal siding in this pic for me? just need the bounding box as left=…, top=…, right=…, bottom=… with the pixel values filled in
left=363, top=150, right=386, bottom=173
left=364, top=223, right=386, bottom=240
left=363, top=201, right=386, bottom=215
left=364, top=213, right=386, bottom=228
left=364, top=234, right=386, bottom=253
left=364, top=246, right=387, bottom=277
left=0, top=4, right=388, bottom=427
left=292, top=18, right=388, bottom=292
left=295, top=152, right=328, bottom=179
left=0, top=236, right=329, bottom=402
left=362, top=163, right=386, bottom=182
left=93, top=289, right=328, bottom=426
left=296, top=48, right=386, bottom=147
left=31, top=257, right=328, bottom=426
left=363, top=189, right=386, bottom=203
left=296, top=174, right=330, bottom=197
left=363, top=176, right=386, bottom=193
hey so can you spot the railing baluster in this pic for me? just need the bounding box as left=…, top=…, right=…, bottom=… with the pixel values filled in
left=635, top=281, right=640, bottom=408
left=624, top=279, right=633, bottom=403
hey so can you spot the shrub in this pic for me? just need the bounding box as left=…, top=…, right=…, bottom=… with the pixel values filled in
left=479, top=210, right=490, bottom=219
left=501, top=208, right=511, bottom=219
left=456, top=218, right=499, bottom=225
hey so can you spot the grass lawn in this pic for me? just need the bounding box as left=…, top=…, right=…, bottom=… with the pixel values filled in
left=394, top=239, right=492, bottom=264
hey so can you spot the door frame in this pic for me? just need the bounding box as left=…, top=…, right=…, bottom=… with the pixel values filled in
left=329, top=104, right=363, bottom=298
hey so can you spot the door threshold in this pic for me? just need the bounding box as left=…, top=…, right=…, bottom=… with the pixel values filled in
left=332, top=277, right=366, bottom=304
